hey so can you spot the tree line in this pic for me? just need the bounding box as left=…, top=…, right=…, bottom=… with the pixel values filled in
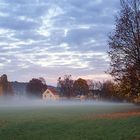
left=0, top=73, right=139, bottom=102
left=0, top=74, right=119, bottom=101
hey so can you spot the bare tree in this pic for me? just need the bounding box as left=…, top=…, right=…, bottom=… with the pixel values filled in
left=57, top=75, right=74, bottom=97
left=108, top=0, right=140, bottom=99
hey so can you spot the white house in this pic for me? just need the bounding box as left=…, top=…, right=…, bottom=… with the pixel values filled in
left=42, top=88, right=59, bottom=101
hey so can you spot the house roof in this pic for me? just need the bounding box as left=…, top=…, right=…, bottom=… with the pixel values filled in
left=47, top=87, right=59, bottom=96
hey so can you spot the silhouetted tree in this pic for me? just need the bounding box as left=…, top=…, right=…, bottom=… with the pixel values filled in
left=88, top=81, right=120, bottom=101
left=0, top=74, right=13, bottom=96
left=101, top=81, right=118, bottom=100
left=115, top=65, right=140, bottom=101
left=87, top=80, right=94, bottom=91
left=108, top=0, right=140, bottom=101
left=57, top=75, right=74, bottom=97
left=92, top=81, right=103, bottom=98
left=26, top=78, right=47, bottom=98
left=73, top=78, right=89, bottom=96
left=86, top=80, right=95, bottom=97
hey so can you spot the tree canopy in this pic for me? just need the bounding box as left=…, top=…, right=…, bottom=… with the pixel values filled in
left=0, top=74, right=13, bottom=96
left=73, top=78, right=89, bottom=96
left=26, top=78, right=47, bottom=98
left=57, top=75, right=74, bottom=97
left=108, top=0, right=140, bottom=101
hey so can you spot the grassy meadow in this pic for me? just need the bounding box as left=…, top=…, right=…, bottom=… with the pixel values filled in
left=0, top=102, right=140, bottom=140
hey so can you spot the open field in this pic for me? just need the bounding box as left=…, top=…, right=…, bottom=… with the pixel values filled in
left=0, top=101, right=140, bottom=140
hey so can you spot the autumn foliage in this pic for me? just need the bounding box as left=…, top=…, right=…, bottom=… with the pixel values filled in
left=108, top=0, right=140, bottom=102
left=0, top=74, right=13, bottom=96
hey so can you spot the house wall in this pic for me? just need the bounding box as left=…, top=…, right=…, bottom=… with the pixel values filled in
left=43, top=93, right=55, bottom=100
left=42, top=89, right=59, bottom=101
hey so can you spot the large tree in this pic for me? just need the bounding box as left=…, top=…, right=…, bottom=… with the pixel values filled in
left=108, top=0, right=140, bottom=100
left=57, top=75, right=74, bottom=97
left=100, top=81, right=118, bottom=101
left=26, top=78, right=47, bottom=98
left=73, top=78, right=89, bottom=96
left=0, top=74, right=13, bottom=96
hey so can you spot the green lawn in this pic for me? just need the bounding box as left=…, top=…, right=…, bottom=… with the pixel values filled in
left=0, top=103, right=140, bottom=140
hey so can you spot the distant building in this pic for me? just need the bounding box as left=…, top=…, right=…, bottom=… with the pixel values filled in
left=42, top=88, right=59, bottom=101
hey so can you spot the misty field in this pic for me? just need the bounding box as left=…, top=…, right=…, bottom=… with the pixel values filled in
left=0, top=101, right=140, bottom=140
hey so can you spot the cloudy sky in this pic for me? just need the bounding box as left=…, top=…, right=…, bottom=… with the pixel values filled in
left=0, top=0, right=120, bottom=85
